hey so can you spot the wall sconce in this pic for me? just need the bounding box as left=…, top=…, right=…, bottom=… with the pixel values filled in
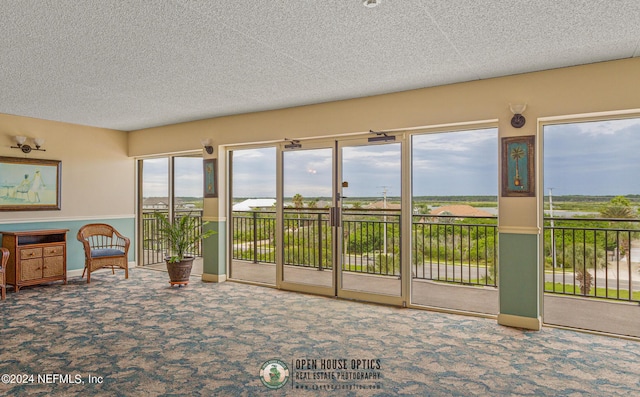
left=201, top=138, right=213, bottom=155
left=10, top=136, right=46, bottom=153
left=509, top=104, right=527, bottom=128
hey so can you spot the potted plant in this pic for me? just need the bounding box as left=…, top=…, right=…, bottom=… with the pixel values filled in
left=155, top=212, right=216, bottom=286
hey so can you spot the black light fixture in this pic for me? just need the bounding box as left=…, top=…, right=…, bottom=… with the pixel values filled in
left=11, top=136, right=46, bottom=153
left=201, top=138, right=214, bottom=154
left=368, top=130, right=395, bottom=143
left=509, top=104, right=527, bottom=128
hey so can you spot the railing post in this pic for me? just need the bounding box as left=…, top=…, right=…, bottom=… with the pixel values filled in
left=253, top=211, right=259, bottom=263
left=318, top=212, right=323, bottom=271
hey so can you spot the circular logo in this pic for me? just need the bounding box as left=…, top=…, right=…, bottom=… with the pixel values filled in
left=259, top=359, right=290, bottom=389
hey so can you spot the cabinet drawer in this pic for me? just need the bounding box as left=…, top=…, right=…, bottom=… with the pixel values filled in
left=20, top=247, right=43, bottom=260
left=43, top=245, right=64, bottom=257
left=43, top=256, right=64, bottom=277
left=21, top=258, right=43, bottom=280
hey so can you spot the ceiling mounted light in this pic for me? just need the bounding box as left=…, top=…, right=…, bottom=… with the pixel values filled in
left=363, top=0, right=380, bottom=8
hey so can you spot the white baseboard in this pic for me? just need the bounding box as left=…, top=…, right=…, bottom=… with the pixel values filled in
left=201, top=273, right=227, bottom=283
left=497, top=313, right=542, bottom=331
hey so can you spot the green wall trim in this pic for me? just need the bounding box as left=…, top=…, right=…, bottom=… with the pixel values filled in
left=498, top=232, right=540, bottom=319
left=0, top=218, right=135, bottom=272
left=202, top=220, right=226, bottom=276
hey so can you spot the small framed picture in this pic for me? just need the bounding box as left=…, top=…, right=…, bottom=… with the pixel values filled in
left=0, top=156, right=62, bottom=211
left=203, top=158, right=218, bottom=198
left=501, top=136, right=535, bottom=197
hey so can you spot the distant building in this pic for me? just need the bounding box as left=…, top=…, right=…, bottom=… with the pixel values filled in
left=364, top=201, right=401, bottom=210
left=143, top=197, right=170, bottom=209
left=233, top=198, right=276, bottom=211
left=430, top=204, right=493, bottom=217
left=142, top=197, right=189, bottom=209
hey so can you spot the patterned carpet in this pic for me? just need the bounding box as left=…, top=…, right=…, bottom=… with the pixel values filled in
left=1, top=268, right=639, bottom=396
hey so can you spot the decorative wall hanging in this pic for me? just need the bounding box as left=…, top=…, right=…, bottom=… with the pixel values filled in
left=203, top=158, right=218, bottom=198
left=501, top=136, right=535, bottom=197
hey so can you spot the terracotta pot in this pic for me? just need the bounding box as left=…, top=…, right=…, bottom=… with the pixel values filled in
left=165, top=256, right=194, bottom=286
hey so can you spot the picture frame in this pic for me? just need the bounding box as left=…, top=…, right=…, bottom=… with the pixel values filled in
left=203, top=158, right=218, bottom=198
left=501, top=136, right=535, bottom=197
left=0, top=156, right=62, bottom=211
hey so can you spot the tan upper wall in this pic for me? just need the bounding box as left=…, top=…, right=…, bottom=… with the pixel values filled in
left=128, top=57, right=640, bottom=156
left=0, top=113, right=134, bottom=222
left=128, top=57, right=640, bottom=229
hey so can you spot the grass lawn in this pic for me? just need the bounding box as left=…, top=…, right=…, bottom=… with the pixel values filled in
left=544, top=282, right=640, bottom=301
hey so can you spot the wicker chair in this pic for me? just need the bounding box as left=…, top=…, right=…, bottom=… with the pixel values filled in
left=1, top=247, right=8, bottom=300
left=77, top=224, right=130, bottom=283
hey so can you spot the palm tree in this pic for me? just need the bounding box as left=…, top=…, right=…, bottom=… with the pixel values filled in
left=292, top=193, right=304, bottom=209
left=600, top=196, right=636, bottom=261
left=292, top=193, right=304, bottom=228
left=510, top=146, right=525, bottom=186
left=599, top=196, right=635, bottom=219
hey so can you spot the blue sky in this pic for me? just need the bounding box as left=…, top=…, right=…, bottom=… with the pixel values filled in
left=143, top=117, right=640, bottom=198
left=142, top=156, right=203, bottom=197
left=544, top=118, right=640, bottom=196
left=231, top=128, right=499, bottom=199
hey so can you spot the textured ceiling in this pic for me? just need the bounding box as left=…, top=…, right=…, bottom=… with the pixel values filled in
left=1, top=0, right=639, bottom=131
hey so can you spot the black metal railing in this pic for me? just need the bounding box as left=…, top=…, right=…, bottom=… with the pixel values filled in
left=283, top=209, right=333, bottom=270
left=342, top=210, right=401, bottom=276
left=232, top=210, right=277, bottom=264
left=141, top=209, right=204, bottom=265
left=231, top=209, right=497, bottom=285
left=544, top=217, right=640, bottom=303
left=412, top=214, right=498, bottom=287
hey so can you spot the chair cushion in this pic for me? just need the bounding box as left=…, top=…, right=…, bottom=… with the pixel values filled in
left=91, top=248, right=125, bottom=258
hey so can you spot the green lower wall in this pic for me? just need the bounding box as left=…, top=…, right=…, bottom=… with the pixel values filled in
left=498, top=232, right=540, bottom=319
left=202, top=220, right=226, bottom=276
left=0, top=218, right=135, bottom=272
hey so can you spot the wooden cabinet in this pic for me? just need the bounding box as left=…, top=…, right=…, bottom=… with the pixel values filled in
left=1, top=229, right=68, bottom=292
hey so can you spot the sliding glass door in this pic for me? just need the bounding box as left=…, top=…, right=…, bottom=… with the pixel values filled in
left=229, top=147, right=277, bottom=285
left=410, top=128, right=498, bottom=314
left=138, top=154, right=203, bottom=270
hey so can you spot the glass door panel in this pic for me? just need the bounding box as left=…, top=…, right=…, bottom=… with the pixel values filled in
left=173, top=156, right=204, bottom=275
left=140, top=158, right=169, bottom=266
left=281, top=147, right=334, bottom=292
left=229, top=147, right=277, bottom=285
left=338, top=142, right=403, bottom=300
left=410, top=129, right=498, bottom=315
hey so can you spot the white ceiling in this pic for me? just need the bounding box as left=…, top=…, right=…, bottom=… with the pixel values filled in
left=1, top=0, right=639, bottom=131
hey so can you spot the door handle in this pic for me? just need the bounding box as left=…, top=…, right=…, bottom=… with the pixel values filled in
left=330, top=207, right=341, bottom=227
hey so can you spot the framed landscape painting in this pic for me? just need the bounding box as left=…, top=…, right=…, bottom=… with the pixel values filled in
left=0, top=157, right=61, bottom=211
left=501, top=136, right=535, bottom=197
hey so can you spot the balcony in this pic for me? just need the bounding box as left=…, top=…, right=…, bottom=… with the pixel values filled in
left=141, top=209, right=639, bottom=305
